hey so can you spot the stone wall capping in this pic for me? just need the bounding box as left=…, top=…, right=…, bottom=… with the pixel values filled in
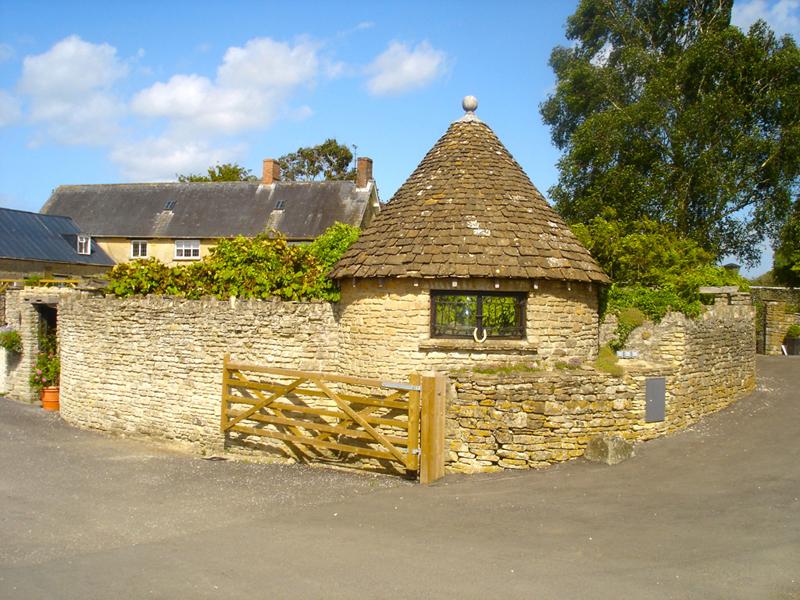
left=699, top=286, right=740, bottom=294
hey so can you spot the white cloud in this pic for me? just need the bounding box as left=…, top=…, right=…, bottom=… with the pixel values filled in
left=18, top=35, right=127, bottom=144
left=733, top=0, right=800, bottom=36
left=217, top=37, right=318, bottom=89
left=11, top=34, right=334, bottom=181
left=365, top=41, right=447, bottom=95
left=110, top=136, right=245, bottom=181
left=0, top=90, right=21, bottom=126
left=0, top=43, right=14, bottom=63
left=131, top=37, right=319, bottom=136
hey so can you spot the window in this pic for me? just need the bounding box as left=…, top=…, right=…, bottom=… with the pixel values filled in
left=76, top=235, right=91, bottom=255
left=163, top=200, right=176, bottom=211
left=174, top=239, right=200, bottom=259
left=274, top=198, right=285, bottom=210
left=431, top=291, right=526, bottom=339
left=131, top=240, right=148, bottom=258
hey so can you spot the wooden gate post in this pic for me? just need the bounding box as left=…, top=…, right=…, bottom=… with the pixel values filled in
left=420, top=372, right=446, bottom=484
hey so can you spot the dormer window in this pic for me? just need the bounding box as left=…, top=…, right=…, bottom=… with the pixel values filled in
left=77, top=235, right=91, bottom=255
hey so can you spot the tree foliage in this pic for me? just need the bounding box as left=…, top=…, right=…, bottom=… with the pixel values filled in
left=773, top=200, right=800, bottom=286
left=106, top=223, right=360, bottom=302
left=177, top=163, right=257, bottom=183
left=277, top=139, right=356, bottom=181
left=573, top=216, right=748, bottom=319
left=541, top=0, right=800, bottom=264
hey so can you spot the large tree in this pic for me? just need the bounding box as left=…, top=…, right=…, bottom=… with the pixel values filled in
left=773, top=200, right=800, bottom=286
left=277, top=138, right=356, bottom=181
left=177, top=163, right=257, bottom=182
left=541, top=0, right=800, bottom=264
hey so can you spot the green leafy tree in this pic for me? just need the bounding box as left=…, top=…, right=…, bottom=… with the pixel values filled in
left=541, top=0, right=800, bottom=264
left=277, top=139, right=356, bottom=181
left=773, top=200, right=800, bottom=286
left=572, top=216, right=716, bottom=284
left=177, top=162, right=257, bottom=182
left=573, top=216, right=747, bottom=320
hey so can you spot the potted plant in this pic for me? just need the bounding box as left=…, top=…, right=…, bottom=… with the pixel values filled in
left=30, top=334, right=60, bottom=411
left=786, top=324, right=800, bottom=356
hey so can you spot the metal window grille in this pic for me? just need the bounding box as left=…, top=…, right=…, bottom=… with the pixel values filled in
left=164, top=200, right=176, bottom=211
left=430, top=291, right=526, bottom=339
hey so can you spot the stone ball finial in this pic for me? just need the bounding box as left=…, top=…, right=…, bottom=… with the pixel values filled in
left=462, top=95, right=478, bottom=113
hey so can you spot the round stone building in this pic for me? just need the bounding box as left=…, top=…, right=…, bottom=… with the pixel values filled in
left=331, top=98, right=609, bottom=379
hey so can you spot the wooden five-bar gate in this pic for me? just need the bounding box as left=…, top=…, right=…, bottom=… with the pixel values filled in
left=220, top=355, right=446, bottom=483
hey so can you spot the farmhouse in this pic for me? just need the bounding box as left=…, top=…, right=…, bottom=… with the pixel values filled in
left=40, top=157, right=380, bottom=266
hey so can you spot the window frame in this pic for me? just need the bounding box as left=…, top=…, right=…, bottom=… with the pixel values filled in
left=174, top=239, right=201, bottom=260
left=76, top=235, right=91, bottom=256
left=130, top=240, right=149, bottom=259
left=430, top=290, right=527, bottom=340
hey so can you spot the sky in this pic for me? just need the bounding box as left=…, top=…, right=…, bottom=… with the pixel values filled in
left=1, top=0, right=798, bottom=277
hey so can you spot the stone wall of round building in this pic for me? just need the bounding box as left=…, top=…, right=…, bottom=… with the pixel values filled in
left=336, top=277, right=600, bottom=379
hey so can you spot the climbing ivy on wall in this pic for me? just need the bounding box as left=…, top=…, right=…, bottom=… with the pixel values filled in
left=106, top=223, right=359, bottom=302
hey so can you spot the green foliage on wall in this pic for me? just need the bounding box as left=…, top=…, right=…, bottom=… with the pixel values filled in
left=609, top=307, right=646, bottom=351
left=106, top=223, right=360, bottom=302
left=0, top=330, right=22, bottom=354
left=574, top=217, right=748, bottom=323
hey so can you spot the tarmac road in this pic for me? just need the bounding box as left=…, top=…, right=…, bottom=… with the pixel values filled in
left=0, top=356, right=798, bottom=599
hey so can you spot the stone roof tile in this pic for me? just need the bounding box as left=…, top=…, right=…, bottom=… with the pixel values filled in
left=332, top=112, right=609, bottom=283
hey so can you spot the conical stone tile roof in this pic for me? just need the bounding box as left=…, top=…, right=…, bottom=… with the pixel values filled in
left=332, top=101, right=609, bottom=283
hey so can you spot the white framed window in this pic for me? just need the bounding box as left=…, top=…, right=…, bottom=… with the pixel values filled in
left=77, top=235, right=91, bottom=255
left=131, top=240, right=148, bottom=258
left=174, top=239, right=201, bottom=260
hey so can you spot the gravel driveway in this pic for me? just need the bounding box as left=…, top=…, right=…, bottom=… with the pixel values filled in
left=1, top=356, right=798, bottom=599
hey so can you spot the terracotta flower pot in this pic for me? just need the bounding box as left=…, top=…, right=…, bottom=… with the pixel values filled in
left=40, top=386, right=60, bottom=411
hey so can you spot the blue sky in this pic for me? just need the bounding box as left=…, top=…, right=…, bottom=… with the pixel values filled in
left=1, top=0, right=797, bottom=276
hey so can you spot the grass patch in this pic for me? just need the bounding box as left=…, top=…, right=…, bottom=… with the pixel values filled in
left=594, top=344, right=624, bottom=377
left=472, top=362, right=541, bottom=376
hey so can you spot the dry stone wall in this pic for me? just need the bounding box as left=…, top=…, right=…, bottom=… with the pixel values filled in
left=751, top=287, right=800, bottom=354
left=763, top=302, right=800, bottom=355
left=13, top=283, right=756, bottom=474
left=2, top=287, right=84, bottom=402
left=448, top=299, right=756, bottom=472
left=58, top=295, right=339, bottom=454
left=448, top=365, right=673, bottom=472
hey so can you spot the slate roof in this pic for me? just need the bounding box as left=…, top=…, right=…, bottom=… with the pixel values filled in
left=41, top=181, right=376, bottom=240
left=0, top=207, right=115, bottom=266
left=332, top=110, right=609, bottom=283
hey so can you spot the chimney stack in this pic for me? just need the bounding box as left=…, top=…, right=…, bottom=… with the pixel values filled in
left=356, top=157, right=373, bottom=188
left=262, top=159, right=280, bottom=185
